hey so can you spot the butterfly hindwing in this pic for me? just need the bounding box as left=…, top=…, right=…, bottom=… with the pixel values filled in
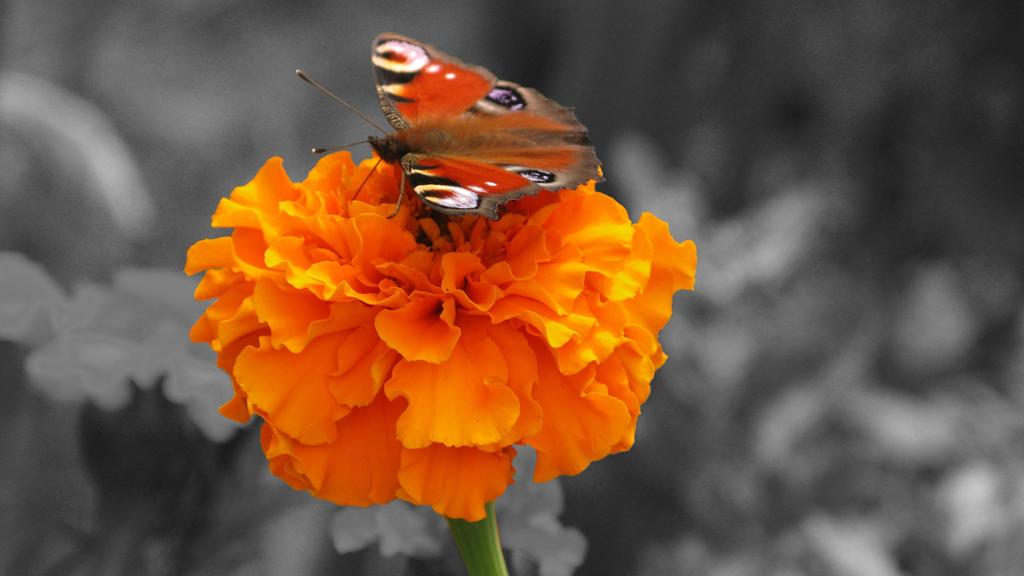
left=467, top=79, right=603, bottom=192
left=400, top=154, right=538, bottom=220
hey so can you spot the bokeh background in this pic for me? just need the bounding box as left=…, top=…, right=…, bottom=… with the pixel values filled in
left=2, top=1, right=1024, bottom=575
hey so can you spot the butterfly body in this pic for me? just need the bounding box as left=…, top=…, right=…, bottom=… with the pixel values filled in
left=367, top=33, right=602, bottom=219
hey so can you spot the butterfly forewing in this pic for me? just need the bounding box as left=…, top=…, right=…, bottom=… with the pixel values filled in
left=372, top=34, right=495, bottom=127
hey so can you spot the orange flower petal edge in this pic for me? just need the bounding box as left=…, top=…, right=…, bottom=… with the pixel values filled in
left=186, top=152, right=697, bottom=521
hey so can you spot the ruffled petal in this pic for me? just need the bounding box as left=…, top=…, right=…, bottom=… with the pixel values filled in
left=386, top=318, right=519, bottom=448
left=235, top=334, right=352, bottom=445
left=486, top=321, right=543, bottom=445
left=540, top=188, right=635, bottom=278
left=553, top=293, right=627, bottom=375
left=349, top=214, right=420, bottom=282
left=212, top=157, right=298, bottom=232
left=501, top=244, right=588, bottom=316
left=215, top=332, right=264, bottom=422
left=640, top=213, right=698, bottom=290
left=440, top=252, right=490, bottom=309
left=488, top=295, right=595, bottom=349
left=329, top=322, right=398, bottom=407
left=398, top=444, right=516, bottom=521
left=184, top=236, right=235, bottom=276
left=525, top=339, right=631, bottom=482
left=252, top=279, right=331, bottom=353
left=623, top=214, right=697, bottom=334
left=262, top=393, right=404, bottom=505
left=194, top=267, right=246, bottom=300
left=375, top=295, right=460, bottom=363
left=588, top=217, right=654, bottom=301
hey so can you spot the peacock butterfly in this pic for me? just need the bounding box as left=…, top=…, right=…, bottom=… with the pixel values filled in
left=302, top=33, right=603, bottom=220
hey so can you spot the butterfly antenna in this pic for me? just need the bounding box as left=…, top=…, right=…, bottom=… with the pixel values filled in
left=296, top=69, right=388, bottom=134
left=311, top=139, right=370, bottom=155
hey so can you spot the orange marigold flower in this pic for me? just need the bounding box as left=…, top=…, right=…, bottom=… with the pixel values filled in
left=186, top=153, right=697, bottom=521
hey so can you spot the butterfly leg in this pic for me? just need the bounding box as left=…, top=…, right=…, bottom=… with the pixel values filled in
left=353, top=157, right=384, bottom=202
left=388, top=169, right=406, bottom=219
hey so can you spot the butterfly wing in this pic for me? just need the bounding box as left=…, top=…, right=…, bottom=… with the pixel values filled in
left=372, top=33, right=495, bottom=129
left=400, top=154, right=539, bottom=220
left=372, top=33, right=602, bottom=218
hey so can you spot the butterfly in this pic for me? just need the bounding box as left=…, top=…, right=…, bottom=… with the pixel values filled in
left=312, top=33, right=602, bottom=219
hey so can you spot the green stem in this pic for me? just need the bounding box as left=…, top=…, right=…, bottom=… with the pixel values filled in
left=446, top=502, right=509, bottom=576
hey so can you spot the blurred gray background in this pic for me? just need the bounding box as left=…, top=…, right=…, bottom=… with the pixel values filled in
left=2, top=1, right=1024, bottom=575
